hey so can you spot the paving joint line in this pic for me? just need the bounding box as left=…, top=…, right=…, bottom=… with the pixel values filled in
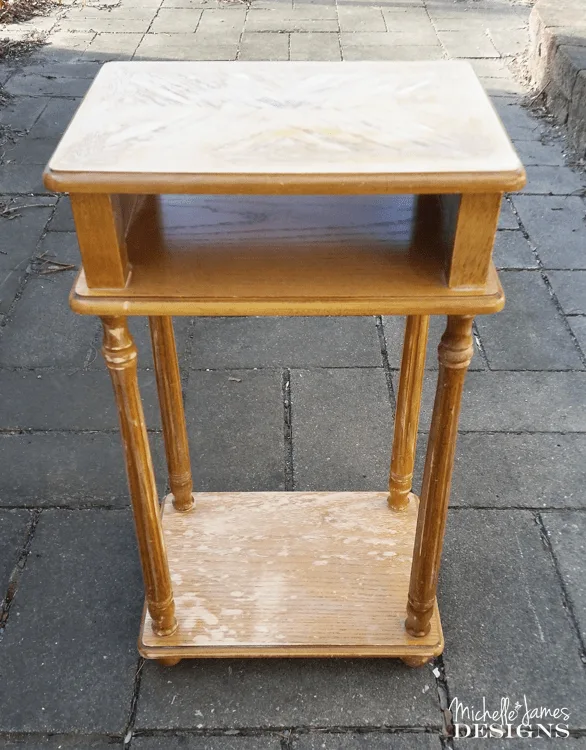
left=282, top=367, right=294, bottom=491
left=123, top=657, right=145, bottom=748
left=0, top=508, right=41, bottom=643
left=535, top=512, right=586, bottom=667
left=507, top=195, right=586, bottom=368
left=375, top=315, right=395, bottom=410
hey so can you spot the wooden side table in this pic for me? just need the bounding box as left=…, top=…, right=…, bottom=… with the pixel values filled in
left=44, top=61, right=525, bottom=668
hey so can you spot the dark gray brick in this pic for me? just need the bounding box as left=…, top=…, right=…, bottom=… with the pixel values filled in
left=492, top=230, right=537, bottom=269
left=511, top=195, right=586, bottom=269
left=497, top=199, right=519, bottom=230
left=133, top=737, right=280, bottom=750
left=184, top=369, right=284, bottom=491
left=0, top=164, right=47, bottom=194
left=414, top=432, right=586, bottom=509
left=441, top=510, right=586, bottom=725
left=0, top=509, right=30, bottom=597
left=0, top=272, right=96, bottom=368
left=28, top=98, right=82, bottom=139
left=475, top=271, right=583, bottom=370
left=522, top=165, right=586, bottom=196
left=5, top=74, right=91, bottom=98
left=547, top=271, right=586, bottom=315
left=512, top=138, right=567, bottom=166
left=295, top=735, right=442, bottom=749
left=410, top=371, right=586, bottom=432
left=0, top=370, right=161, bottom=430
left=136, top=658, right=441, bottom=730
left=542, top=511, right=586, bottom=643
left=36, top=230, right=81, bottom=265
left=0, top=510, right=141, bottom=732
left=0, top=737, right=119, bottom=749
left=455, top=740, right=586, bottom=749
left=383, top=316, right=485, bottom=370
left=568, top=316, right=586, bottom=354
left=0, top=199, right=55, bottom=314
left=291, top=368, right=393, bottom=491
left=3, top=135, right=60, bottom=165
left=0, top=432, right=166, bottom=508
left=47, top=197, right=75, bottom=232
left=492, top=100, right=545, bottom=141
left=186, top=317, right=382, bottom=368
left=0, top=96, right=49, bottom=130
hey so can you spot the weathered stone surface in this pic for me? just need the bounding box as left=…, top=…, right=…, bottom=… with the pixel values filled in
left=132, top=737, right=280, bottom=750
left=0, top=509, right=30, bottom=598
left=0, top=370, right=161, bottom=430
left=542, top=511, right=586, bottom=642
left=441, top=510, right=586, bottom=726
left=291, top=368, right=393, bottom=491
left=0, top=510, right=142, bottom=733
left=492, top=230, right=537, bottom=269
left=411, top=371, right=586, bottom=432
left=511, top=195, right=586, bottom=268
left=414, top=432, right=586, bottom=508
left=186, top=317, right=382, bottom=368
left=184, top=369, right=284, bottom=491
left=475, top=271, right=583, bottom=370
left=295, top=735, right=442, bottom=749
left=136, top=657, right=442, bottom=729
left=547, top=271, right=586, bottom=314
left=0, top=432, right=166, bottom=507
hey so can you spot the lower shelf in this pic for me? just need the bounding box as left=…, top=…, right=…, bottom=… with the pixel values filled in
left=139, top=491, right=443, bottom=660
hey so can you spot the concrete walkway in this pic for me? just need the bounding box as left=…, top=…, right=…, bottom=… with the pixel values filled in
left=1, top=0, right=586, bottom=747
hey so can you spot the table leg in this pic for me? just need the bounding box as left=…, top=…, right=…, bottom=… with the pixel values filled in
left=405, top=315, right=474, bottom=637
left=101, top=316, right=177, bottom=637
left=388, top=315, right=429, bottom=511
left=149, top=316, right=194, bottom=512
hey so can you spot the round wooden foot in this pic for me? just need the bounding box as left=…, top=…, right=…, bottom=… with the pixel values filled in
left=401, top=656, right=431, bottom=668
left=157, top=656, right=182, bottom=667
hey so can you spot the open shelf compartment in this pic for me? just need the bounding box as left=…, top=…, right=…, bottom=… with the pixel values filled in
left=71, top=194, right=503, bottom=317
left=139, top=491, right=443, bottom=660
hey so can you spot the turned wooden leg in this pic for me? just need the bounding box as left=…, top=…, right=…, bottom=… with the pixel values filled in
left=388, top=315, right=429, bottom=510
left=405, top=315, right=474, bottom=637
left=101, top=316, right=177, bottom=637
left=149, top=316, right=194, bottom=512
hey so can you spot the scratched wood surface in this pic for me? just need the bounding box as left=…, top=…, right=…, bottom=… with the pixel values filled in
left=70, top=194, right=504, bottom=317
left=44, top=61, right=524, bottom=194
left=140, top=491, right=443, bottom=658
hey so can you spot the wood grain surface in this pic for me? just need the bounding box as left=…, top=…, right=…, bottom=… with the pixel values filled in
left=140, top=491, right=443, bottom=659
left=70, top=194, right=505, bottom=316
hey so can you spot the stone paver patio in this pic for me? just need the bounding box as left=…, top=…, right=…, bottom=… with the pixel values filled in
left=1, top=0, right=586, bottom=746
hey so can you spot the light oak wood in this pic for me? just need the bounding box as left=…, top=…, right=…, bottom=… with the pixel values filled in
left=70, top=194, right=131, bottom=288
left=43, top=61, right=524, bottom=195
left=101, top=316, right=177, bottom=637
left=406, top=315, right=475, bottom=638
left=401, top=656, right=431, bottom=668
left=139, top=491, right=443, bottom=660
left=444, top=193, right=503, bottom=289
left=69, top=195, right=505, bottom=317
left=149, top=316, right=194, bottom=512
left=388, top=315, right=429, bottom=510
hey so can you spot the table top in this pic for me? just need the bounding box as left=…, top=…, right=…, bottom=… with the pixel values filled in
left=44, top=61, right=525, bottom=195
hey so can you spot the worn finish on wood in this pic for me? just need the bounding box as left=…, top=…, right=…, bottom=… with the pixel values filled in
left=445, top=193, right=503, bottom=289
left=43, top=61, right=525, bottom=195
left=406, top=315, right=475, bottom=638
left=140, top=491, right=443, bottom=660
left=101, top=316, right=177, bottom=637
left=389, top=315, right=429, bottom=511
left=70, top=194, right=132, bottom=289
left=69, top=195, right=505, bottom=317
left=401, top=655, right=431, bottom=668
left=149, top=316, right=194, bottom=512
